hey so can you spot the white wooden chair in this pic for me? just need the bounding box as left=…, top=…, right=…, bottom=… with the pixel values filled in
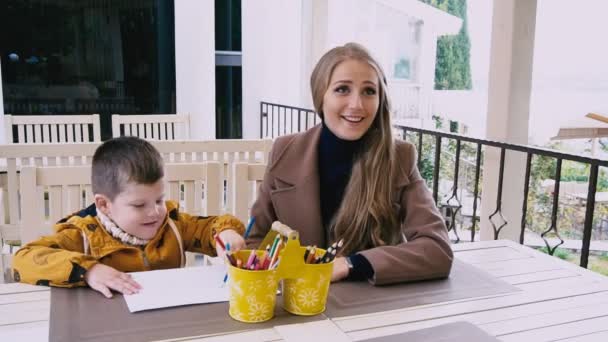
left=4, top=114, right=101, bottom=144
left=231, top=162, right=267, bottom=223
left=0, top=139, right=271, bottom=227
left=0, top=143, right=98, bottom=230
left=153, top=139, right=272, bottom=213
left=5, top=162, right=223, bottom=270
left=16, top=162, right=221, bottom=243
left=112, top=114, right=190, bottom=140
left=18, top=165, right=93, bottom=245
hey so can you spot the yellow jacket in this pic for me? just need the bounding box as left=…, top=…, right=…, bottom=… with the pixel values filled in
left=12, top=201, right=244, bottom=287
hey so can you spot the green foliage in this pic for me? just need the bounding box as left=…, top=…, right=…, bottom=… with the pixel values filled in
left=419, top=0, right=472, bottom=90
left=537, top=247, right=572, bottom=260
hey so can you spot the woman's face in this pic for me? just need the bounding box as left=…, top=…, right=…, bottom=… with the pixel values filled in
left=322, top=59, right=380, bottom=141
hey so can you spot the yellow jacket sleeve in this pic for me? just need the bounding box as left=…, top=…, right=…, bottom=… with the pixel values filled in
left=170, top=207, right=245, bottom=255
left=12, top=224, right=99, bottom=287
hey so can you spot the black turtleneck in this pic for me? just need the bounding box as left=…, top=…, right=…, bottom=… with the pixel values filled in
left=318, top=123, right=362, bottom=228
left=318, top=122, right=374, bottom=281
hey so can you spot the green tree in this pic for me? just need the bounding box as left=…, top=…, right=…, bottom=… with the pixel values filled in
left=419, top=0, right=472, bottom=90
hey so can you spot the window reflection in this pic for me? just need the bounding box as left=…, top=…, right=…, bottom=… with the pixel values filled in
left=0, top=0, right=176, bottom=139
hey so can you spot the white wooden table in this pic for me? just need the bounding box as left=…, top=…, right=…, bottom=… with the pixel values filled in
left=3, top=239, right=608, bottom=341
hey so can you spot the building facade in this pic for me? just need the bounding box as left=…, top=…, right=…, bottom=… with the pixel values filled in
left=0, top=0, right=460, bottom=143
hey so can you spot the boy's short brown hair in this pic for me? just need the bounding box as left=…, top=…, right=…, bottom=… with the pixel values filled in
left=92, top=136, right=164, bottom=200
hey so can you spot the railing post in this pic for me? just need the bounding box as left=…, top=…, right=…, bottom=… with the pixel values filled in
left=581, top=163, right=599, bottom=268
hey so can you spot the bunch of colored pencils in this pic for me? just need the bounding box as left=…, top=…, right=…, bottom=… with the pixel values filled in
left=303, top=239, right=343, bottom=264
left=225, top=233, right=284, bottom=271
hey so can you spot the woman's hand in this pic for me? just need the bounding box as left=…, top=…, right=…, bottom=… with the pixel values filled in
left=216, top=229, right=246, bottom=257
left=331, top=257, right=350, bottom=282
left=84, top=264, right=142, bottom=298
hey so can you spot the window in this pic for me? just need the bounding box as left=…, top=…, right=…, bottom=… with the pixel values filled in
left=215, top=0, right=242, bottom=139
left=0, top=0, right=176, bottom=139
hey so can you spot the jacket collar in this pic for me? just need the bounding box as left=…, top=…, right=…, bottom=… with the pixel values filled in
left=269, top=125, right=323, bottom=186
left=268, top=124, right=411, bottom=189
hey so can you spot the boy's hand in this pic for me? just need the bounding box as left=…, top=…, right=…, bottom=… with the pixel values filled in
left=84, top=264, right=142, bottom=298
left=216, top=229, right=246, bottom=257
left=331, top=257, right=350, bottom=283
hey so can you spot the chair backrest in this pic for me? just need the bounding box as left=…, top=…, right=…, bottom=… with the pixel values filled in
left=0, top=143, right=98, bottom=228
left=164, top=162, right=221, bottom=216
left=19, top=165, right=93, bottom=244
left=0, top=139, right=272, bottom=228
left=153, top=139, right=273, bottom=213
left=16, top=162, right=223, bottom=245
left=112, top=114, right=190, bottom=140
left=231, top=162, right=267, bottom=223
left=4, top=114, right=101, bottom=144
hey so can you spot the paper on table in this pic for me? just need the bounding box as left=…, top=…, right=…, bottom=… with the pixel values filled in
left=124, top=265, right=229, bottom=313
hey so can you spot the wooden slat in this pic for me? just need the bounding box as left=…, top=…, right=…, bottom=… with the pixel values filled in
left=153, top=123, right=159, bottom=139
left=83, top=124, right=90, bottom=142
left=168, top=123, right=175, bottom=140
left=0, top=291, right=49, bottom=305
left=454, top=247, right=529, bottom=264
left=7, top=159, right=18, bottom=224
left=184, top=181, right=196, bottom=214
left=484, top=300, right=608, bottom=337
left=499, top=315, right=608, bottom=342
left=17, top=125, right=25, bottom=143
left=0, top=300, right=49, bottom=325
left=34, top=124, right=42, bottom=143
left=66, top=185, right=81, bottom=213
left=347, top=291, right=608, bottom=340
left=471, top=258, right=561, bottom=277
left=501, top=269, right=579, bottom=285
left=335, top=276, right=608, bottom=333
left=0, top=321, right=48, bottom=341
left=168, top=182, right=180, bottom=202
left=48, top=186, right=62, bottom=225
left=26, top=125, right=33, bottom=143
left=206, top=162, right=221, bottom=215
left=67, top=124, right=74, bottom=142
left=50, top=124, right=58, bottom=142
left=59, top=124, right=66, bottom=143
left=170, top=328, right=279, bottom=342
left=75, top=124, right=82, bottom=142
left=0, top=283, right=49, bottom=295
left=42, top=124, right=50, bottom=143
left=160, top=123, right=167, bottom=140
left=558, top=330, right=608, bottom=341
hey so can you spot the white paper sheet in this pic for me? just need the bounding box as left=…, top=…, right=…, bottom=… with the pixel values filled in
left=124, top=265, right=229, bottom=312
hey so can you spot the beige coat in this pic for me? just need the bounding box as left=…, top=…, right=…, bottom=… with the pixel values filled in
left=248, top=125, right=453, bottom=285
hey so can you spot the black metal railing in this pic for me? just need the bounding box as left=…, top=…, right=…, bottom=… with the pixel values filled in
left=260, top=101, right=608, bottom=269
left=260, top=102, right=320, bottom=138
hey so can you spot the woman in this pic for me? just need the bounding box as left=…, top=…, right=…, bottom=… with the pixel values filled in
left=248, top=42, right=452, bottom=285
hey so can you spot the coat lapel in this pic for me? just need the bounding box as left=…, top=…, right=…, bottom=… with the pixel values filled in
left=267, top=125, right=326, bottom=247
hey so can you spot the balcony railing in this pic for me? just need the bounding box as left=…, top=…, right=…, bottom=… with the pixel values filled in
left=260, top=101, right=608, bottom=269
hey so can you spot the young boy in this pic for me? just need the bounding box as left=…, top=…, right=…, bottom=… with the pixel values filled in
left=12, top=136, right=246, bottom=298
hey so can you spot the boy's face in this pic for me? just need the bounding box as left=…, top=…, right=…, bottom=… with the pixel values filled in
left=96, top=180, right=167, bottom=240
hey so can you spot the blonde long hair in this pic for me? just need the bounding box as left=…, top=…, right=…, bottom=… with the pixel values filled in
left=310, top=42, right=400, bottom=256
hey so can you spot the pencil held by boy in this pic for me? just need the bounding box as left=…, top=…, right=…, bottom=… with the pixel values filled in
left=12, top=136, right=246, bottom=298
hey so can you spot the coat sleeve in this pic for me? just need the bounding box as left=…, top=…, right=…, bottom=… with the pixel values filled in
left=12, top=224, right=99, bottom=287
left=246, top=139, right=284, bottom=249
left=176, top=209, right=245, bottom=255
left=359, top=143, right=453, bottom=285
